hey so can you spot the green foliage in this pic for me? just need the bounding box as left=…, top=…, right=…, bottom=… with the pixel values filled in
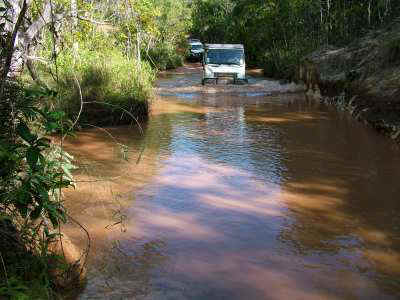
left=30, top=0, right=192, bottom=124
left=1, top=84, right=72, bottom=225
left=112, top=0, right=190, bottom=71
left=0, top=277, right=30, bottom=300
left=0, top=82, right=75, bottom=299
left=1, top=0, right=191, bottom=298
left=155, top=0, right=192, bottom=45
left=262, top=50, right=299, bottom=80
left=191, top=0, right=400, bottom=79
left=0, top=252, right=62, bottom=300
left=147, top=43, right=184, bottom=70
left=38, top=46, right=156, bottom=126
left=386, top=38, right=400, bottom=65
left=191, top=0, right=235, bottom=43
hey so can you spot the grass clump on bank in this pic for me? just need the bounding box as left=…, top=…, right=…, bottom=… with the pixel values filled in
left=38, top=48, right=156, bottom=127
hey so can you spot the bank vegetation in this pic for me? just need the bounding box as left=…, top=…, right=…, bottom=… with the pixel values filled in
left=0, top=0, right=190, bottom=298
left=191, top=0, right=400, bottom=80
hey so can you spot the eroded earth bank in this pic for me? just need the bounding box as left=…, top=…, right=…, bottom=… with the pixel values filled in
left=297, top=21, right=400, bottom=142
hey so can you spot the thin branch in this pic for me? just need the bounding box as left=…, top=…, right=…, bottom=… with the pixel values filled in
left=70, top=123, right=146, bottom=184
left=68, top=72, right=84, bottom=133
left=82, top=124, right=126, bottom=148
left=77, top=15, right=111, bottom=26
left=71, top=144, right=145, bottom=183
left=24, top=55, right=50, bottom=64
left=65, top=213, right=91, bottom=278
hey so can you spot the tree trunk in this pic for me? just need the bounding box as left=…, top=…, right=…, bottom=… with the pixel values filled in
left=1, top=0, right=31, bottom=80
left=71, top=0, right=78, bottom=56
left=3, top=1, right=66, bottom=81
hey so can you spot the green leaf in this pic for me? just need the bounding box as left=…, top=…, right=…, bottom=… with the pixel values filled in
left=36, top=137, right=51, bottom=148
left=61, top=165, right=73, bottom=180
left=30, top=204, right=43, bottom=219
left=45, top=121, right=59, bottom=132
left=26, top=147, right=40, bottom=169
left=48, top=212, right=59, bottom=227
left=57, top=208, right=67, bottom=223
left=17, top=122, right=36, bottom=144
left=44, top=203, right=61, bottom=227
left=15, top=201, right=28, bottom=217
left=36, top=184, right=49, bottom=203
left=54, top=179, right=71, bottom=189
left=49, top=111, right=65, bottom=121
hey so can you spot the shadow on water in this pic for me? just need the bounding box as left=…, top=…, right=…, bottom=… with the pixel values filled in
left=64, top=64, right=400, bottom=299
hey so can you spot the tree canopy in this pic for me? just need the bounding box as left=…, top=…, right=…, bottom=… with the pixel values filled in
left=191, top=0, right=400, bottom=78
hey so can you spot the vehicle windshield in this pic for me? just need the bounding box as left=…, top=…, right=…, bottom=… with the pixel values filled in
left=205, top=49, right=244, bottom=65
left=191, top=44, right=203, bottom=50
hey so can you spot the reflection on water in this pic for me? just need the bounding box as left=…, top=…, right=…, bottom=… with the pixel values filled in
left=64, top=64, right=400, bottom=299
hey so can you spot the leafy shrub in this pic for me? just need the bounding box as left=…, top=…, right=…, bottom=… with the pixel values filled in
left=146, top=43, right=184, bottom=70
left=0, top=82, right=76, bottom=299
left=262, top=49, right=300, bottom=80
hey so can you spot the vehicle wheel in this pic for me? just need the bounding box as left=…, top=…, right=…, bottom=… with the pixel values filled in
left=202, top=79, right=205, bottom=86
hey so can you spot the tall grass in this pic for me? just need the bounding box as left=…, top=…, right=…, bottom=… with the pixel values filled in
left=47, top=48, right=156, bottom=126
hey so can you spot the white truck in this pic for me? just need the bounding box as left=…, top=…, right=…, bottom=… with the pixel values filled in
left=202, top=44, right=248, bottom=85
left=188, top=39, right=204, bottom=61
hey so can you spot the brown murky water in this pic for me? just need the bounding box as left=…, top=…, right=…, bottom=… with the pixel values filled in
left=64, top=64, right=400, bottom=299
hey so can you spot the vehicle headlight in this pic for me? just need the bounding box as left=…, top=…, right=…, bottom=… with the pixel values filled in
left=236, top=69, right=245, bottom=79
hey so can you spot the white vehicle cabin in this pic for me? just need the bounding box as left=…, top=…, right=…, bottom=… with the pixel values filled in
left=202, top=44, right=248, bottom=85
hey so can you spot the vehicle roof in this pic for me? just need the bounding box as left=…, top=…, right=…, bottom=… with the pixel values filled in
left=205, top=44, right=244, bottom=50
left=190, top=41, right=203, bottom=46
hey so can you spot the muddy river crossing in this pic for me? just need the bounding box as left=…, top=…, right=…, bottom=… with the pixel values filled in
left=64, top=64, right=400, bottom=299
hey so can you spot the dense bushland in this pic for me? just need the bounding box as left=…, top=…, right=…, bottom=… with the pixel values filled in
left=0, top=0, right=191, bottom=128
left=191, top=0, right=400, bottom=79
left=1, top=2, right=79, bottom=295
left=22, top=0, right=191, bottom=126
left=0, top=82, right=77, bottom=299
